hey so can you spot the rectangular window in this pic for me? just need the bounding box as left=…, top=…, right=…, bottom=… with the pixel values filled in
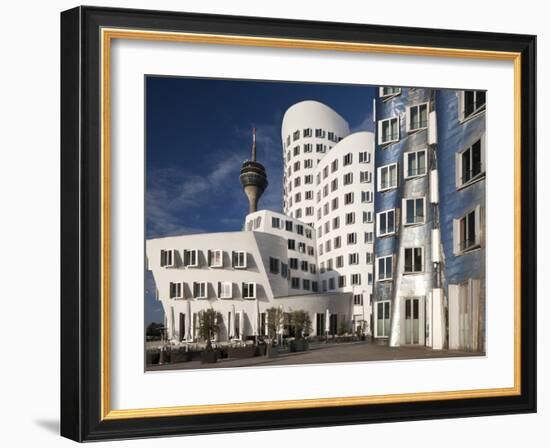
left=232, top=251, right=247, bottom=269
left=344, top=192, right=354, bottom=205
left=316, top=143, right=326, bottom=153
left=461, top=90, right=486, bottom=120
left=404, top=247, right=423, bottom=273
left=331, top=197, right=338, bottom=211
left=347, top=232, right=357, bottom=245
left=338, top=275, right=346, bottom=288
left=289, top=258, right=298, bottom=269
left=281, top=263, right=288, bottom=278
left=183, top=249, right=199, bottom=267
left=343, top=172, right=353, bottom=185
left=377, top=163, right=398, bottom=191
left=160, top=249, right=175, bottom=268
left=456, top=138, right=485, bottom=188
left=218, top=281, right=232, bottom=299
left=366, top=252, right=374, bottom=263
left=378, top=117, right=399, bottom=144
left=302, top=279, right=310, bottom=291
left=291, top=277, right=300, bottom=289
left=293, top=130, right=300, bottom=141
left=315, top=128, right=325, bottom=138
left=331, top=178, right=338, bottom=192
left=272, top=217, right=280, bottom=228
left=242, top=282, right=256, bottom=299
left=323, top=185, right=329, bottom=197
left=332, top=216, right=340, bottom=229
left=169, top=282, right=184, bottom=299
left=343, top=153, right=353, bottom=166
left=269, top=257, right=280, bottom=274
left=364, top=232, right=373, bottom=243
left=298, top=242, right=306, bottom=253
left=208, top=249, right=223, bottom=268
left=304, top=175, right=313, bottom=184
left=377, top=209, right=396, bottom=236
left=305, top=191, right=313, bottom=200
left=404, top=149, right=427, bottom=178
left=285, top=220, right=293, bottom=232
left=453, top=205, right=482, bottom=254
left=360, top=171, right=372, bottom=183
left=310, top=264, right=317, bottom=274
left=304, top=159, right=313, bottom=168
left=334, top=236, right=341, bottom=249
left=305, top=206, right=314, bottom=216
left=294, top=177, right=301, bottom=187
left=351, top=274, right=361, bottom=285
left=193, top=281, right=207, bottom=299
left=403, top=197, right=426, bottom=225
left=328, top=278, right=335, bottom=290
left=296, top=224, right=304, bottom=235
left=288, top=239, right=296, bottom=250
left=336, top=255, right=344, bottom=268
left=377, top=256, right=393, bottom=281
left=307, top=246, right=314, bottom=256
left=304, top=144, right=313, bottom=153
left=407, top=103, right=428, bottom=131
left=345, top=212, right=355, bottom=225
left=312, top=281, right=319, bottom=292
left=293, top=146, right=300, bottom=156
left=303, top=128, right=312, bottom=137
left=361, top=191, right=373, bottom=203
left=379, top=86, right=401, bottom=98
left=349, top=253, right=359, bottom=265
left=323, top=203, right=329, bottom=216
left=301, top=260, right=309, bottom=271
left=359, top=151, right=371, bottom=163
left=325, top=240, right=332, bottom=252
left=331, top=159, right=338, bottom=172
left=324, top=221, right=330, bottom=234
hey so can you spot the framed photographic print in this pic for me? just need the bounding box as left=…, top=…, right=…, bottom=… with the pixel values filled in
left=60, top=6, right=537, bottom=442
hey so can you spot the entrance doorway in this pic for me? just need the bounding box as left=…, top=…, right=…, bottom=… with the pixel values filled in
left=404, top=297, right=421, bottom=345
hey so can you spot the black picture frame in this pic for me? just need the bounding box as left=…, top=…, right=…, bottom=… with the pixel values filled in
left=61, top=5, right=536, bottom=442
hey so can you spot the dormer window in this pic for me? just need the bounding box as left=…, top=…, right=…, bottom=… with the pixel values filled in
left=242, top=282, right=256, bottom=299
left=232, top=251, right=247, bottom=269
left=208, top=249, right=223, bottom=268
left=183, top=249, right=199, bottom=267
left=160, top=249, right=175, bottom=268
left=169, top=282, right=184, bottom=299
left=218, top=281, right=233, bottom=299
left=193, top=281, right=207, bottom=299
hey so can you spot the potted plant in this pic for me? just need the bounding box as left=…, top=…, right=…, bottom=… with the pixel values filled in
left=289, top=310, right=312, bottom=352
left=198, top=309, right=222, bottom=364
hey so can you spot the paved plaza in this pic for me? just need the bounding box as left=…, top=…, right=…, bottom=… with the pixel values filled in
left=147, top=340, right=481, bottom=371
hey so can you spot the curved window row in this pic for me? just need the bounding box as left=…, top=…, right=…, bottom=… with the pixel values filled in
left=284, top=129, right=343, bottom=149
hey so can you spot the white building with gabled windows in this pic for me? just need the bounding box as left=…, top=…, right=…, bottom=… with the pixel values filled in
left=146, top=100, right=377, bottom=344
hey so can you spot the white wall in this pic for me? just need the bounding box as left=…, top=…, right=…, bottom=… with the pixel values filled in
left=0, top=1, right=546, bottom=447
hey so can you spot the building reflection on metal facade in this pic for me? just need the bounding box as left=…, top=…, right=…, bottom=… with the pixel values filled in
left=373, top=87, right=486, bottom=352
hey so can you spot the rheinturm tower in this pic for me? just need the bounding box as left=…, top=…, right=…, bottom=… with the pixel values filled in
left=240, top=128, right=268, bottom=213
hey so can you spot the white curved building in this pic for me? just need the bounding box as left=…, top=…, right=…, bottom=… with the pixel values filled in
left=314, top=132, right=375, bottom=327
left=281, top=101, right=350, bottom=224
left=282, top=101, right=375, bottom=331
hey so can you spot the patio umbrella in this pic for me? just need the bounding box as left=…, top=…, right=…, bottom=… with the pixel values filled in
left=186, top=299, right=192, bottom=341
left=254, top=299, right=260, bottom=337
left=325, top=309, right=330, bottom=334
left=239, top=310, right=245, bottom=340
left=230, top=304, right=236, bottom=339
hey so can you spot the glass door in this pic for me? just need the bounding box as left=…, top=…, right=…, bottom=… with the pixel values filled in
left=375, top=301, right=391, bottom=338
left=405, top=298, right=420, bottom=344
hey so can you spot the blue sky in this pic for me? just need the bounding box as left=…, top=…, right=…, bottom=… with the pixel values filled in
left=145, top=76, right=376, bottom=324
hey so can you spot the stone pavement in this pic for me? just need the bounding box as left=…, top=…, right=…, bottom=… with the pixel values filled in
left=147, top=340, right=482, bottom=371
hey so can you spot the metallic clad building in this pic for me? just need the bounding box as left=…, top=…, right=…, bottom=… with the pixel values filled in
left=373, top=86, right=486, bottom=351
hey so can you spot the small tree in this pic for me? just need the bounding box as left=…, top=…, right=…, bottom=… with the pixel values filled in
left=198, top=309, right=222, bottom=350
left=290, top=310, right=312, bottom=340
left=338, top=319, right=349, bottom=336
left=266, top=307, right=286, bottom=344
